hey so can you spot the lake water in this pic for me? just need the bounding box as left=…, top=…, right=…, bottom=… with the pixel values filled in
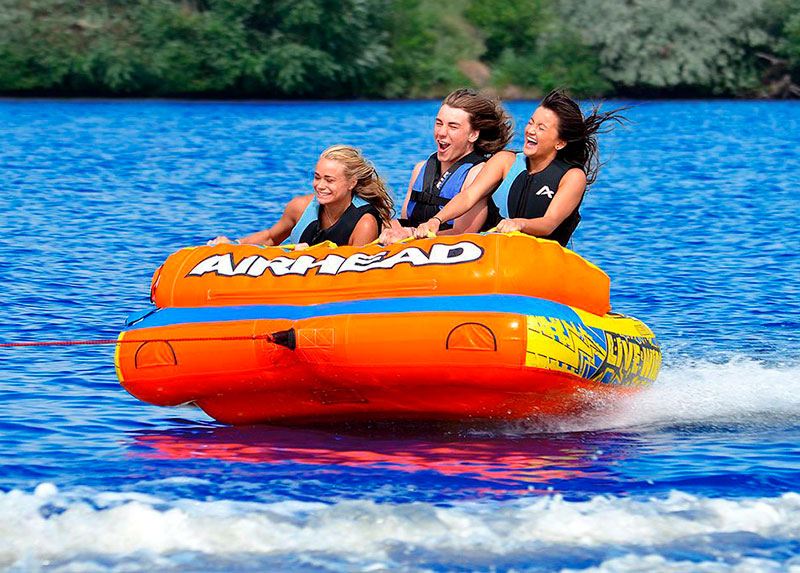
left=1, top=99, right=799, bottom=572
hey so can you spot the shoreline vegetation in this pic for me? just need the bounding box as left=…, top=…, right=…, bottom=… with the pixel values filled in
left=1, top=0, right=799, bottom=100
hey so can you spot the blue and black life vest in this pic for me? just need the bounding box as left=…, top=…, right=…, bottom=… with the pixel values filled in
left=404, top=152, right=486, bottom=228
left=287, top=195, right=382, bottom=246
left=486, top=153, right=582, bottom=246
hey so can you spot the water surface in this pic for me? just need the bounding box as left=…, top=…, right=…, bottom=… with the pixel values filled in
left=1, top=99, right=799, bottom=572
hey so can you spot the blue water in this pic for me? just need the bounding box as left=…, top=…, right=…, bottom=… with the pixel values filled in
left=1, top=99, right=799, bottom=571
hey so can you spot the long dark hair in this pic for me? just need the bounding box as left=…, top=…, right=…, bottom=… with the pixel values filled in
left=443, top=88, right=514, bottom=156
left=540, top=89, right=629, bottom=186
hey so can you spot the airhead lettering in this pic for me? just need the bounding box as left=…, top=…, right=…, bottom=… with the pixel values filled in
left=187, top=241, right=484, bottom=278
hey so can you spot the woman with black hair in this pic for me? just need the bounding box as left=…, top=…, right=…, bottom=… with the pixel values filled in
left=414, top=90, right=628, bottom=247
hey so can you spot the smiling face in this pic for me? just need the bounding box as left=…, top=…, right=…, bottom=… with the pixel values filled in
left=313, top=157, right=356, bottom=208
left=434, top=104, right=479, bottom=169
left=523, top=106, right=567, bottom=161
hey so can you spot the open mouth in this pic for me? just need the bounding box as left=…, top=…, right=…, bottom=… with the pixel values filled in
left=437, top=141, right=451, bottom=153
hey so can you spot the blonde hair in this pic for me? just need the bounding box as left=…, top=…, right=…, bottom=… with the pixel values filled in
left=320, top=145, right=395, bottom=224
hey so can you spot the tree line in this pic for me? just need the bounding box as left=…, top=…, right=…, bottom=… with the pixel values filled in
left=1, top=0, right=798, bottom=98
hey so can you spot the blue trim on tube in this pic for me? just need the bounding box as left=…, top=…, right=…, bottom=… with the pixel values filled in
left=124, top=294, right=582, bottom=331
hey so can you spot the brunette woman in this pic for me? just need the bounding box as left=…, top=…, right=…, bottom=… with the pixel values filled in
left=415, top=90, right=628, bottom=247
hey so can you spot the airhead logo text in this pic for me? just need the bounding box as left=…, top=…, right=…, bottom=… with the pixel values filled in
left=187, top=241, right=484, bottom=278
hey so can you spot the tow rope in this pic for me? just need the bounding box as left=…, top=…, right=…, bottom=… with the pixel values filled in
left=0, top=329, right=296, bottom=350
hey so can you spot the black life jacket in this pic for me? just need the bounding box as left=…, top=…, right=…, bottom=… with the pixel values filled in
left=486, top=154, right=582, bottom=246
left=293, top=198, right=382, bottom=246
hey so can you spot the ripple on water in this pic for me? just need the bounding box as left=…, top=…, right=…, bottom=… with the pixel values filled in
left=1, top=100, right=799, bottom=571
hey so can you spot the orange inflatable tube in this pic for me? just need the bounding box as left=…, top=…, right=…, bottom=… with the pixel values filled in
left=117, top=234, right=660, bottom=425
left=150, top=233, right=611, bottom=315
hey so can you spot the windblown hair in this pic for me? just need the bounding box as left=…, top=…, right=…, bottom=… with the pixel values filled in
left=320, top=145, right=395, bottom=224
left=443, top=88, right=514, bottom=156
left=540, top=89, right=630, bottom=187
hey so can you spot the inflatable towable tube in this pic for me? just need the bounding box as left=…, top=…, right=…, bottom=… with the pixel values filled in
left=116, top=233, right=661, bottom=425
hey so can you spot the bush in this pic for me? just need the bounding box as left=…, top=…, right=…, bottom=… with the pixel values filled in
left=562, top=0, right=769, bottom=96
left=0, top=0, right=798, bottom=97
left=385, top=0, right=483, bottom=97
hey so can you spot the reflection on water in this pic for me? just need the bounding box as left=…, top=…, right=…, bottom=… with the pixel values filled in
left=131, top=423, right=642, bottom=496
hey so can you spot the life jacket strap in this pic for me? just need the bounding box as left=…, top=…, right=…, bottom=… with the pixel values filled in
left=409, top=190, right=450, bottom=207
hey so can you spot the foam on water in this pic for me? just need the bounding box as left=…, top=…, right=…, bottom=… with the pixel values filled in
left=619, top=358, right=800, bottom=423
left=2, top=483, right=800, bottom=572
left=527, top=358, right=800, bottom=434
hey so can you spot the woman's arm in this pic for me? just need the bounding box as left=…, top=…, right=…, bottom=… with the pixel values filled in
left=209, top=194, right=311, bottom=246
left=415, top=151, right=514, bottom=238
left=495, top=168, right=586, bottom=235
left=348, top=213, right=380, bottom=246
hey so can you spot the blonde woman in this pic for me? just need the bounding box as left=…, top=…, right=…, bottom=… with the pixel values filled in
left=210, top=145, right=394, bottom=247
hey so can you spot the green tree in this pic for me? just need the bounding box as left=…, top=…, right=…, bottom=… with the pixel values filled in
left=0, top=0, right=394, bottom=97
left=1, top=0, right=798, bottom=98
left=464, top=0, right=544, bottom=61
left=760, top=0, right=800, bottom=96
left=562, top=0, right=769, bottom=96
left=489, top=25, right=610, bottom=96
left=0, top=0, right=84, bottom=91
left=462, top=0, right=609, bottom=97
left=133, top=0, right=250, bottom=94
left=385, top=0, right=484, bottom=97
left=244, top=0, right=393, bottom=97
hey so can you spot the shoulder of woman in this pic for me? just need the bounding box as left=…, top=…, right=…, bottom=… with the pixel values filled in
left=563, top=167, right=587, bottom=181
left=560, top=167, right=587, bottom=188
left=288, top=193, right=314, bottom=208
left=285, top=194, right=314, bottom=217
left=358, top=208, right=380, bottom=225
left=349, top=210, right=380, bottom=245
left=483, top=150, right=517, bottom=178
left=488, top=150, right=516, bottom=165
